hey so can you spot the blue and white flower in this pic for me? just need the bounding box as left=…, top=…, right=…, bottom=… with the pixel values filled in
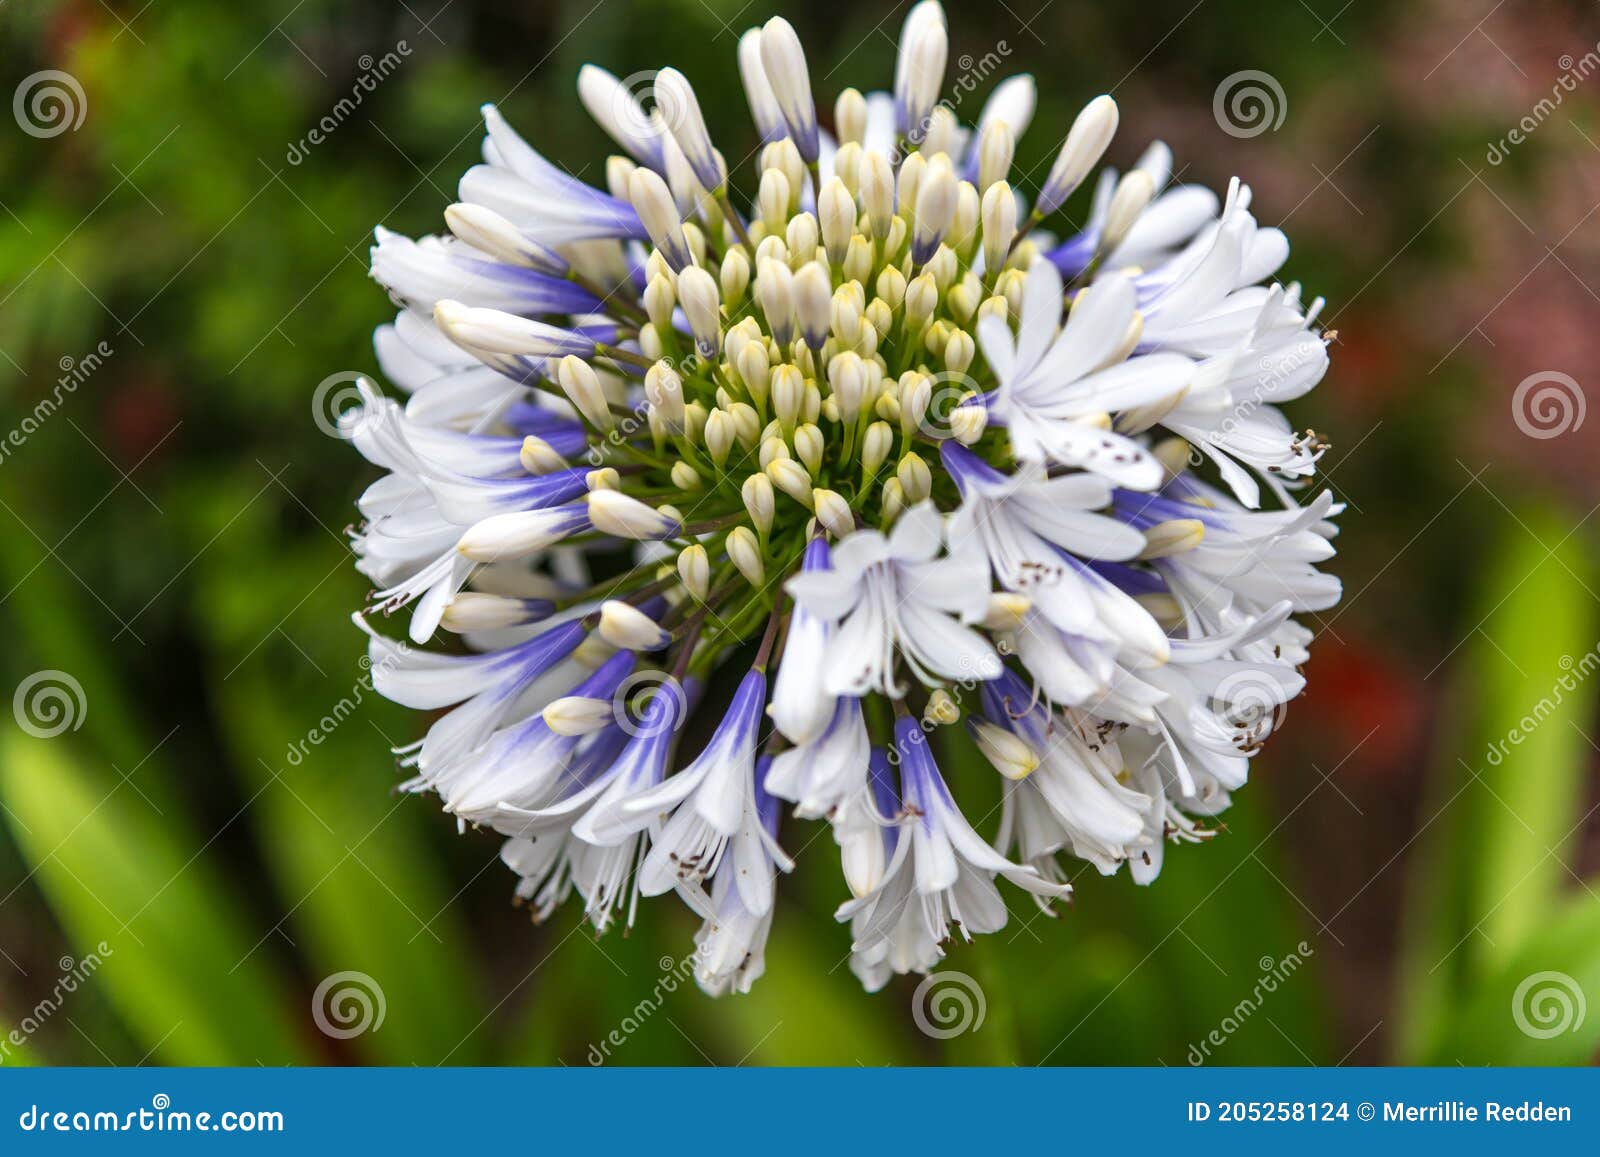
left=336, top=1, right=1343, bottom=994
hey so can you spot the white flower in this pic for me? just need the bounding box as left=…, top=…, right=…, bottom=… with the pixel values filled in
left=336, top=0, right=1344, bottom=996
left=839, top=717, right=1070, bottom=988
left=975, top=260, right=1193, bottom=487
left=785, top=502, right=999, bottom=696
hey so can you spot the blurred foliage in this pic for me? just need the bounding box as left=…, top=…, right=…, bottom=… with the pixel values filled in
left=1, top=0, right=1598, bottom=1066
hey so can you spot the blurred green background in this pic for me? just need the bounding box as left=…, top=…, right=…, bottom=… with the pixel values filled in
left=3, top=0, right=1599, bottom=1066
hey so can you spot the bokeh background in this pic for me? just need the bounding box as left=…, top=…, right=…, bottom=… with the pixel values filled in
left=3, top=0, right=1599, bottom=1067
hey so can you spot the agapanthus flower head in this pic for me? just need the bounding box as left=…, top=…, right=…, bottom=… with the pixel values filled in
left=340, top=4, right=1342, bottom=995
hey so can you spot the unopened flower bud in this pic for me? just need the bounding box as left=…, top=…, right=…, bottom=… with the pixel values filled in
left=628, top=166, right=692, bottom=270
left=587, top=489, right=680, bottom=539
left=756, top=258, right=796, bottom=346
left=645, top=360, right=685, bottom=430
left=720, top=245, right=751, bottom=306
left=818, top=178, right=856, bottom=265
left=944, top=328, right=975, bottom=375
left=599, top=600, right=670, bottom=651
left=677, top=543, right=710, bottom=600
left=704, top=408, right=737, bottom=466
left=766, top=457, right=814, bottom=508
left=742, top=471, right=775, bottom=534
left=440, top=593, right=550, bottom=633
left=860, top=149, right=895, bottom=238
left=880, top=477, right=906, bottom=523
left=981, top=181, right=1017, bottom=276
left=793, top=261, right=832, bottom=350
left=1037, top=94, right=1118, bottom=217
left=862, top=421, right=893, bottom=476
left=828, top=351, right=869, bottom=423
left=758, top=168, right=792, bottom=235
left=520, top=436, right=569, bottom=475
left=897, top=371, right=930, bottom=437
left=842, top=234, right=874, bottom=284
left=977, top=119, right=1015, bottom=192
left=950, top=403, right=987, bottom=444
left=812, top=488, right=854, bottom=538
left=676, top=265, right=722, bottom=359
left=1101, top=169, right=1155, bottom=255
left=972, top=720, right=1040, bottom=780
left=770, top=364, right=804, bottom=427
left=727, top=525, right=766, bottom=585
left=542, top=695, right=616, bottom=736
left=905, top=272, right=938, bottom=328
left=835, top=88, right=868, bottom=145
left=558, top=355, right=614, bottom=431
left=793, top=422, right=824, bottom=475
left=897, top=452, right=931, bottom=503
